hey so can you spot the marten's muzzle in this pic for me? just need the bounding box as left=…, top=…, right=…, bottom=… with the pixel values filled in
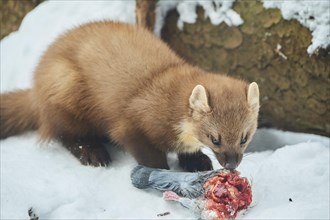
left=216, top=152, right=243, bottom=171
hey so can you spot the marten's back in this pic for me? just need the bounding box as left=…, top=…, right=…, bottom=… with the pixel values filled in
left=33, top=22, right=184, bottom=132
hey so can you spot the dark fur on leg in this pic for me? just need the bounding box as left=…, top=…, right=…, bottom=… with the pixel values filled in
left=61, top=137, right=111, bottom=167
left=178, top=151, right=213, bottom=172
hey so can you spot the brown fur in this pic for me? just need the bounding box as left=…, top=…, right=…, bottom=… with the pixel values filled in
left=0, top=21, right=259, bottom=170
left=0, top=89, right=38, bottom=139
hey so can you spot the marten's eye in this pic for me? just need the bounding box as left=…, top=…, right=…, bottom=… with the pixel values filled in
left=240, top=135, right=248, bottom=145
left=210, top=135, right=221, bottom=146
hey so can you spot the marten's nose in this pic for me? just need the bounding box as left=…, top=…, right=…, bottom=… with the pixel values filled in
left=224, top=162, right=237, bottom=170
left=224, top=153, right=238, bottom=170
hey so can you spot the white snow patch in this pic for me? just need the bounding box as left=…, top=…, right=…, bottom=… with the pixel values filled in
left=263, top=0, right=330, bottom=54
left=249, top=128, right=330, bottom=152
left=1, top=132, right=329, bottom=219
left=154, top=0, right=243, bottom=36
left=0, top=134, right=194, bottom=219
left=242, top=142, right=330, bottom=219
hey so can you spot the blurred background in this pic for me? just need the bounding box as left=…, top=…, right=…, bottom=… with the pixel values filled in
left=1, top=0, right=329, bottom=136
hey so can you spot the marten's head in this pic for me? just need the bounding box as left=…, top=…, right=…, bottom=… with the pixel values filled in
left=177, top=80, right=259, bottom=170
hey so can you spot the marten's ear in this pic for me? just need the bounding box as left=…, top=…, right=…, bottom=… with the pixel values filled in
left=189, top=85, right=210, bottom=115
left=247, top=82, right=259, bottom=110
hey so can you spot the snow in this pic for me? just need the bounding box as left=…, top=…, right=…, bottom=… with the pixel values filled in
left=263, top=0, right=330, bottom=54
left=154, top=0, right=243, bottom=36
left=1, top=1, right=329, bottom=219
left=243, top=142, right=329, bottom=219
left=1, top=131, right=329, bottom=219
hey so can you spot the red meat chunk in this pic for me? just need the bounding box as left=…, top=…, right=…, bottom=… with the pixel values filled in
left=203, top=171, right=252, bottom=219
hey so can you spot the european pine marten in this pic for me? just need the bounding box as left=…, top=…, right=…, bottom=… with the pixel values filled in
left=0, top=22, right=259, bottom=171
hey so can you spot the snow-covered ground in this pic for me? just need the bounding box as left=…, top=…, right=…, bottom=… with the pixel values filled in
left=1, top=1, right=329, bottom=219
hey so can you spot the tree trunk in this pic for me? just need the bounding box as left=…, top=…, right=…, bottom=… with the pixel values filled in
left=161, top=0, right=330, bottom=136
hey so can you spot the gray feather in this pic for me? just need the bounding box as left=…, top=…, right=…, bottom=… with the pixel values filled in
left=130, top=165, right=155, bottom=189
left=130, top=165, right=220, bottom=198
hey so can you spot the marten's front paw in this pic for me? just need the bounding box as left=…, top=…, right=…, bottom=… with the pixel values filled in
left=77, top=145, right=111, bottom=167
left=178, top=151, right=213, bottom=172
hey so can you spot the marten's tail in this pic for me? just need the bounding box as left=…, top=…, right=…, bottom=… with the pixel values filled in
left=0, top=89, right=39, bottom=139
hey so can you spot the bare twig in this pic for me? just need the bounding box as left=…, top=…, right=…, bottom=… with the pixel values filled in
left=157, top=211, right=170, bottom=217
left=275, top=43, right=288, bottom=60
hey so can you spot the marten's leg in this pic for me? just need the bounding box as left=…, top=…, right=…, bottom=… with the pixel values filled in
left=61, top=137, right=111, bottom=166
left=178, top=151, right=213, bottom=172
left=37, top=105, right=110, bottom=167
left=123, top=134, right=169, bottom=169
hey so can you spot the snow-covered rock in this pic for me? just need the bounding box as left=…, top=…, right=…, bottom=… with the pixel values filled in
left=154, top=0, right=243, bottom=36
left=263, top=0, right=330, bottom=54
